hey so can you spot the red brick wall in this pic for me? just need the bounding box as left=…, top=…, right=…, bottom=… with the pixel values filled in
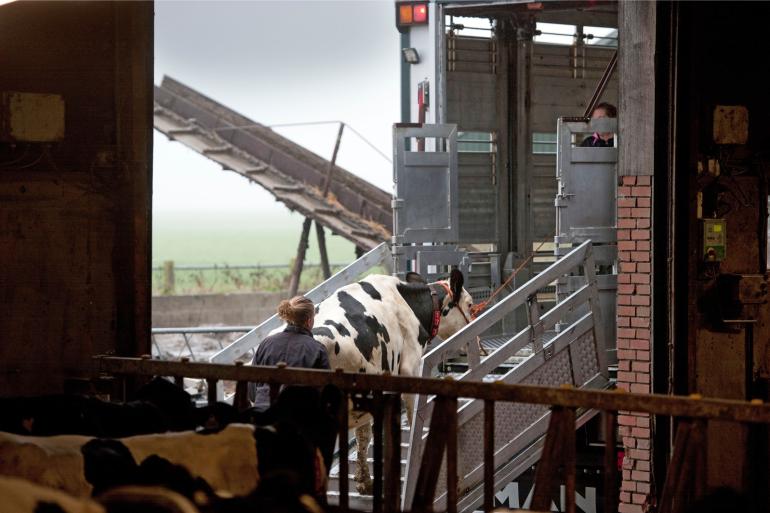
left=616, top=175, right=653, bottom=512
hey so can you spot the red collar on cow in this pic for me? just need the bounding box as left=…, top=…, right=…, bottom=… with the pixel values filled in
left=430, top=289, right=442, bottom=339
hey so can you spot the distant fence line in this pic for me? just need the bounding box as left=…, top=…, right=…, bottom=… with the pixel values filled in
left=153, top=261, right=348, bottom=295
left=151, top=262, right=347, bottom=272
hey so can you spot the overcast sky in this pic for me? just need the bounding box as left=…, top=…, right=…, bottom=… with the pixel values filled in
left=153, top=0, right=401, bottom=216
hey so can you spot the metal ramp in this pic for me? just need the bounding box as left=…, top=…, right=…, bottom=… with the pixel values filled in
left=324, top=240, right=610, bottom=511
left=402, top=239, right=610, bottom=512
left=153, top=76, right=392, bottom=251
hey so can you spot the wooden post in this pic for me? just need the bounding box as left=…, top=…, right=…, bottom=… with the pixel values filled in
left=411, top=396, right=454, bottom=512
left=322, top=122, right=345, bottom=198
left=373, top=391, right=384, bottom=513
left=531, top=406, right=576, bottom=512
left=233, top=361, right=249, bottom=411
left=384, top=393, right=402, bottom=513
left=337, top=382, right=350, bottom=513
left=603, top=411, right=618, bottom=513
left=446, top=395, right=459, bottom=513
left=483, top=400, right=495, bottom=512
left=163, top=260, right=175, bottom=294
left=659, top=419, right=707, bottom=513
left=288, top=218, right=313, bottom=297
left=316, top=221, right=331, bottom=279
left=206, top=378, right=218, bottom=406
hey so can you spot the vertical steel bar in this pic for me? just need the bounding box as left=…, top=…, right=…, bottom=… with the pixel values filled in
left=604, top=411, right=618, bottom=513
left=373, top=391, right=384, bottom=513
left=483, top=399, right=495, bottom=512
left=583, top=51, right=618, bottom=118
left=338, top=389, right=350, bottom=513
left=447, top=395, right=459, bottom=513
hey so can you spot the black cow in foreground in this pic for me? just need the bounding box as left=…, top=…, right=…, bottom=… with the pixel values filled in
left=306, top=270, right=474, bottom=493
left=0, top=377, right=232, bottom=438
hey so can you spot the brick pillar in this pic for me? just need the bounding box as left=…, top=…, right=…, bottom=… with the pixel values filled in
left=616, top=175, right=653, bottom=512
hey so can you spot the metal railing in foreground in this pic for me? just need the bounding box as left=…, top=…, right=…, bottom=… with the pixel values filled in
left=93, top=356, right=770, bottom=513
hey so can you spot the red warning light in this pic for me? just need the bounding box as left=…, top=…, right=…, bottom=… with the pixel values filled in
left=396, top=2, right=428, bottom=30
left=413, top=4, right=428, bottom=23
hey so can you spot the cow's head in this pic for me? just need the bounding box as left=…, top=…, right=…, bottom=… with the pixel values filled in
left=433, top=269, right=473, bottom=340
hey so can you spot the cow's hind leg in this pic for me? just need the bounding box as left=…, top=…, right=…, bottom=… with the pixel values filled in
left=354, top=423, right=373, bottom=494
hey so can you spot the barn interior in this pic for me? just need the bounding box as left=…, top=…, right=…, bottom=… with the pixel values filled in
left=2, top=0, right=770, bottom=512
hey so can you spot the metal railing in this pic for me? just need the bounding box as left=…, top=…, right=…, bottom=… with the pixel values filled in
left=93, top=356, right=770, bottom=513
left=404, top=239, right=609, bottom=511
left=209, top=242, right=392, bottom=365
left=151, top=326, right=256, bottom=361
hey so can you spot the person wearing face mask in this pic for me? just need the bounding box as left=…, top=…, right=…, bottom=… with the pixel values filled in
left=581, top=102, right=617, bottom=147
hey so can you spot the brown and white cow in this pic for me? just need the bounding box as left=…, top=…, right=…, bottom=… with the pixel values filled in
left=0, top=424, right=259, bottom=498
left=0, top=476, right=105, bottom=513
left=308, top=270, right=473, bottom=493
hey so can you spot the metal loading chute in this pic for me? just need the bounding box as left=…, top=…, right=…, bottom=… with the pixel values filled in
left=153, top=76, right=392, bottom=251
left=402, top=239, right=610, bottom=512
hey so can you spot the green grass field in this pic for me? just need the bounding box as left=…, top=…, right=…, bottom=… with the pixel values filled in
left=152, top=210, right=361, bottom=294
left=153, top=210, right=357, bottom=267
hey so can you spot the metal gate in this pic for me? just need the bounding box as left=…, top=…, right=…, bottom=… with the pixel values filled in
left=392, top=124, right=470, bottom=282
left=555, top=117, right=618, bottom=365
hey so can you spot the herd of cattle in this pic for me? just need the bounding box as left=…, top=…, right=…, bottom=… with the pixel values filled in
left=0, top=272, right=475, bottom=513
left=0, top=377, right=341, bottom=513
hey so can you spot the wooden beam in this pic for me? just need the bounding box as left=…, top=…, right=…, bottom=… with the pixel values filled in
left=337, top=388, right=350, bottom=513
left=322, top=122, right=345, bottom=197
left=411, top=396, right=455, bottom=512
left=483, top=399, right=495, bottom=512
left=288, top=217, right=313, bottom=297
left=618, top=0, right=656, bottom=175
left=316, top=221, right=331, bottom=279
left=384, top=393, right=402, bottom=513
left=531, top=406, right=576, bottom=512
left=604, top=411, right=618, bottom=513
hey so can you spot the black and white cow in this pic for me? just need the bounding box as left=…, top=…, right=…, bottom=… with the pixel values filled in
left=307, top=269, right=473, bottom=493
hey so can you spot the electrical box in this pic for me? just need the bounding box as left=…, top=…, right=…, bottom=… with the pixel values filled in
left=703, top=218, right=727, bottom=261
left=0, top=92, right=65, bottom=142
left=713, top=105, right=748, bottom=145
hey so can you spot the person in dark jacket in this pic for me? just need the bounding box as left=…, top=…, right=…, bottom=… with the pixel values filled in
left=580, top=102, right=617, bottom=147
left=249, top=296, right=330, bottom=411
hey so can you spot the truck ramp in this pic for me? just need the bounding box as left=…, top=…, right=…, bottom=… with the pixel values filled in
left=323, top=240, right=611, bottom=512
left=153, top=76, right=392, bottom=250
